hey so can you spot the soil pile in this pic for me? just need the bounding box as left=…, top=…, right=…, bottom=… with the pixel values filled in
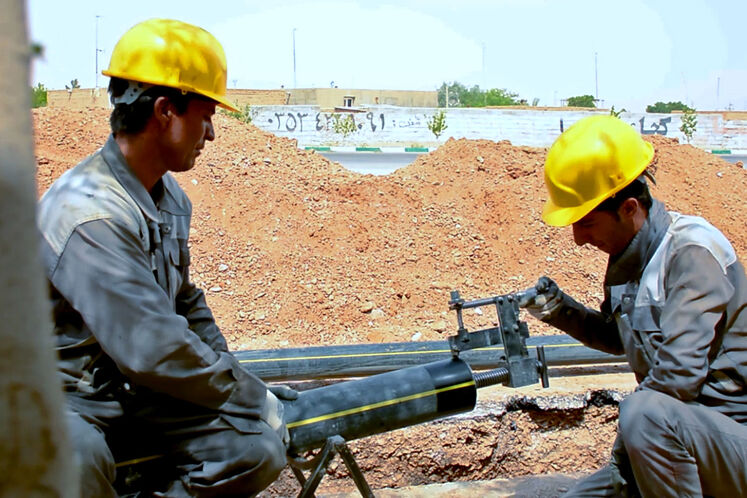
left=33, top=107, right=746, bottom=351
left=32, top=107, right=746, bottom=493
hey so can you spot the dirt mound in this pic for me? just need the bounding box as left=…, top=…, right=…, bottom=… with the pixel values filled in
left=33, top=107, right=747, bottom=352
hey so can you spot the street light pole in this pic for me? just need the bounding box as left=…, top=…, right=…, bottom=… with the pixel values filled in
left=95, top=15, right=103, bottom=90
left=292, top=28, right=297, bottom=88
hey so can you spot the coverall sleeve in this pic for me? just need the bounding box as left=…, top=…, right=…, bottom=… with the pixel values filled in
left=545, top=292, right=625, bottom=355
left=49, top=217, right=266, bottom=418
left=638, top=245, right=733, bottom=399
left=174, top=253, right=229, bottom=353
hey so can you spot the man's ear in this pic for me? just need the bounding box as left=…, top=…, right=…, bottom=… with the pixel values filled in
left=618, top=197, right=640, bottom=220
left=152, top=96, right=173, bottom=128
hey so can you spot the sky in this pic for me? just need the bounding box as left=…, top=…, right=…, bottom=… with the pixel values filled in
left=27, top=0, right=747, bottom=113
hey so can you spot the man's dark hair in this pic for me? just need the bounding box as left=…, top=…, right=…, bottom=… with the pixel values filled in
left=593, top=175, right=653, bottom=216
left=108, top=77, right=207, bottom=135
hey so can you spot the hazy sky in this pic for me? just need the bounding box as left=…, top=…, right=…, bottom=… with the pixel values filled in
left=28, top=0, right=747, bottom=112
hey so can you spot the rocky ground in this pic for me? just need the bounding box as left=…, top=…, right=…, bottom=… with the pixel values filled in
left=33, top=107, right=746, bottom=496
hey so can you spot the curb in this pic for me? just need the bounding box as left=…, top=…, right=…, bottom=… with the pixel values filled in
left=305, top=146, right=433, bottom=153
left=707, top=149, right=747, bottom=155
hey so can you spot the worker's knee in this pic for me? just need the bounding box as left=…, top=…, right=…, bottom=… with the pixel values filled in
left=186, top=424, right=286, bottom=495
left=618, top=390, right=678, bottom=451
left=67, top=412, right=116, bottom=497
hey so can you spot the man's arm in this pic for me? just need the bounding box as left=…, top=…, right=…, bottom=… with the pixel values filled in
left=174, top=239, right=229, bottom=353
left=522, top=277, right=624, bottom=355
left=546, top=292, right=624, bottom=355
left=638, top=245, right=733, bottom=399
left=48, top=217, right=266, bottom=418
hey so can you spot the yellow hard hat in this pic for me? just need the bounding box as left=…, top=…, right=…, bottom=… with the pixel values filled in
left=103, top=18, right=238, bottom=112
left=542, top=115, right=654, bottom=226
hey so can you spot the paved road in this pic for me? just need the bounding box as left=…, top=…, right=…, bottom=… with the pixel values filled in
left=319, top=151, right=424, bottom=175
left=320, top=151, right=746, bottom=176
left=719, top=154, right=746, bottom=167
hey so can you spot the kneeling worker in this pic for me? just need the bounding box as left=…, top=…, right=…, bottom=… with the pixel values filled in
left=520, top=115, right=747, bottom=496
left=38, top=19, right=293, bottom=496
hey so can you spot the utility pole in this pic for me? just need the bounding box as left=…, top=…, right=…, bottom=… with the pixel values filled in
left=95, top=15, right=103, bottom=90
left=292, top=28, right=297, bottom=88
left=481, top=42, right=486, bottom=89
left=594, top=52, right=598, bottom=101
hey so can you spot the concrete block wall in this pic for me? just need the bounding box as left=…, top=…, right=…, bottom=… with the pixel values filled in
left=249, top=105, right=747, bottom=151
left=48, top=88, right=108, bottom=109
left=47, top=88, right=289, bottom=110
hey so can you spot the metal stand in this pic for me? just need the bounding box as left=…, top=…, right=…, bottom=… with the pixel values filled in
left=289, top=435, right=374, bottom=498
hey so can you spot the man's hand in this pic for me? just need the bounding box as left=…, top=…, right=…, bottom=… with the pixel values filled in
left=518, top=276, right=563, bottom=321
left=261, top=389, right=291, bottom=446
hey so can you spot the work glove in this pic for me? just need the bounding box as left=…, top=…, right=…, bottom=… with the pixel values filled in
left=517, top=276, right=564, bottom=321
left=268, top=384, right=299, bottom=401
left=261, top=389, right=291, bottom=446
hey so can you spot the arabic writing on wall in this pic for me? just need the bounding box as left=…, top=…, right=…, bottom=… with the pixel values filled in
left=265, top=111, right=427, bottom=133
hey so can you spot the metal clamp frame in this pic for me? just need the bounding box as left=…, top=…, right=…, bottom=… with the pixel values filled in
left=289, top=435, right=374, bottom=498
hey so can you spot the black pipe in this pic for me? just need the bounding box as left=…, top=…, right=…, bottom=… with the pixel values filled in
left=284, top=358, right=478, bottom=454
left=237, top=335, right=625, bottom=381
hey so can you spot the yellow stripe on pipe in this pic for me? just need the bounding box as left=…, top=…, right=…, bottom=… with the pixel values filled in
left=238, top=342, right=584, bottom=365
left=286, top=380, right=475, bottom=429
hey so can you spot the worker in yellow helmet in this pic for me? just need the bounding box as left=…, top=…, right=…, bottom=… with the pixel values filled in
left=38, top=19, right=292, bottom=496
left=520, top=115, right=747, bottom=496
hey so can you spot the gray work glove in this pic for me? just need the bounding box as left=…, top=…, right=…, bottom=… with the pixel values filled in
left=517, top=276, right=563, bottom=321
left=261, top=388, right=291, bottom=446
left=268, top=384, right=299, bottom=401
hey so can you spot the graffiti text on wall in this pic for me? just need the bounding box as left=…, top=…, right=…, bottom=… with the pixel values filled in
left=266, top=112, right=432, bottom=133
left=267, top=112, right=390, bottom=133
left=636, top=116, right=672, bottom=135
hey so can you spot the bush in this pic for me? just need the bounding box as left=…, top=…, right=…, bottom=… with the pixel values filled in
left=332, top=114, right=357, bottom=138
left=680, top=108, right=697, bottom=143
left=221, top=103, right=252, bottom=124
left=426, top=110, right=448, bottom=139
left=31, top=83, right=47, bottom=108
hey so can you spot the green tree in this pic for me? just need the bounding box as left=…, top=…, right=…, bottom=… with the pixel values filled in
left=31, top=82, right=47, bottom=108
left=566, top=95, right=596, bottom=107
left=680, top=107, right=697, bottom=143
left=64, top=78, right=80, bottom=91
left=425, top=109, right=448, bottom=139
left=484, top=88, right=520, bottom=106
left=437, top=82, right=468, bottom=107
left=437, top=81, right=521, bottom=108
left=646, top=101, right=691, bottom=113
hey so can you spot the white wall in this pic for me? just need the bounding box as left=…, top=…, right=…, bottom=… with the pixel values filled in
left=250, top=106, right=747, bottom=151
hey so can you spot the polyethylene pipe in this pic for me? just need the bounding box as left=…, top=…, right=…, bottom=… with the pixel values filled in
left=237, top=335, right=625, bottom=381
left=284, top=358, right=484, bottom=454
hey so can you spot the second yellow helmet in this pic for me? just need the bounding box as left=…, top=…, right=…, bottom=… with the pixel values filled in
left=542, top=115, right=654, bottom=227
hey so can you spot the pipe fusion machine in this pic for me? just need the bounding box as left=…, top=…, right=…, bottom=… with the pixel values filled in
left=284, top=288, right=549, bottom=497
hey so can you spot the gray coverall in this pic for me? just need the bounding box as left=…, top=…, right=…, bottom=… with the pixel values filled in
left=544, top=200, right=747, bottom=497
left=38, top=136, right=286, bottom=497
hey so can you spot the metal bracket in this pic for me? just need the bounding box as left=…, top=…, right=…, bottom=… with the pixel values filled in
left=448, top=290, right=549, bottom=389
left=289, top=435, right=374, bottom=498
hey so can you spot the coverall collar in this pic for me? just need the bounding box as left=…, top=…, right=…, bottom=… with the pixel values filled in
left=101, top=135, right=188, bottom=221
left=605, top=199, right=671, bottom=286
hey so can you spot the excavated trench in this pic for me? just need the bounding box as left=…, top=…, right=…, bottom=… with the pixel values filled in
left=259, top=366, right=633, bottom=497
